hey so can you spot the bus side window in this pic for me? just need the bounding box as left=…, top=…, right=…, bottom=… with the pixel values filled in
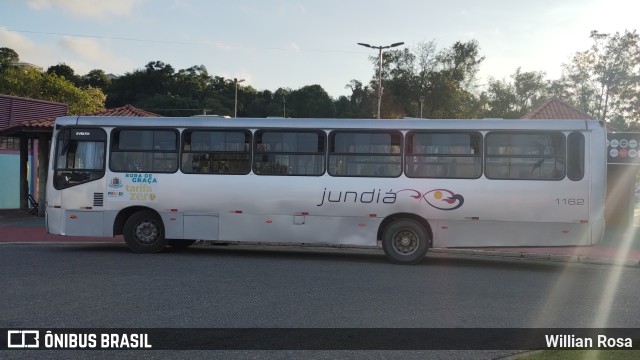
left=405, top=132, right=481, bottom=179
left=567, top=132, right=585, bottom=181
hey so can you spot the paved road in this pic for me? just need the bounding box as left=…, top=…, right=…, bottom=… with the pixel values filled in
left=2, top=243, right=640, bottom=359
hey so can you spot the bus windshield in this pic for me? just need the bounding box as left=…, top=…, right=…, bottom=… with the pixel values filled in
left=53, top=128, right=106, bottom=190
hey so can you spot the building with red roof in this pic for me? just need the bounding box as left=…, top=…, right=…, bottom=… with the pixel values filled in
left=0, top=95, right=159, bottom=213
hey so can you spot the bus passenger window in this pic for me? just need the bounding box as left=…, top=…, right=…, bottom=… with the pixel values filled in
left=253, top=130, right=325, bottom=176
left=110, top=129, right=178, bottom=173
left=485, top=132, right=565, bottom=180
left=329, top=131, right=402, bottom=177
left=567, top=132, right=585, bottom=181
left=181, top=130, right=251, bottom=175
left=405, top=132, right=481, bottom=179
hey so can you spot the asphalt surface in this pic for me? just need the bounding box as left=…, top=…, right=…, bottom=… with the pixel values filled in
left=1, top=242, right=640, bottom=359
left=1, top=210, right=639, bottom=360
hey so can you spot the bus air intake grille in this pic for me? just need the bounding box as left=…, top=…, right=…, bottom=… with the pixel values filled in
left=93, top=193, right=104, bottom=207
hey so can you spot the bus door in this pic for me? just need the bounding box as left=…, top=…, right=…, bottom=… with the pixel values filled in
left=52, top=127, right=107, bottom=236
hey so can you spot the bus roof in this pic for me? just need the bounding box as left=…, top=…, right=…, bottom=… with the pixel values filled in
left=55, top=116, right=600, bottom=132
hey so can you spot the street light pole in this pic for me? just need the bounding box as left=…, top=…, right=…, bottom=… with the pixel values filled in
left=357, top=41, right=404, bottom=119
left=228, top=78, right=245, bottom=118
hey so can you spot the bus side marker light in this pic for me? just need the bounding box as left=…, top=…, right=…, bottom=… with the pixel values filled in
left=69, top=214, right=77, bottom=219
left=562, top=230, right=570, bottom=234
left=266, top=220, right=273, bottom=224
left=368, top=214, right=377, bottom=218
left=359, top=224, right=366, bottom=228
left=441, top=226, right=449, bottom=230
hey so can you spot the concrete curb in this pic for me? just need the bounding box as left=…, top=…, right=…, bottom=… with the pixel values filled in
left=431, top=248, right=640, bottom=268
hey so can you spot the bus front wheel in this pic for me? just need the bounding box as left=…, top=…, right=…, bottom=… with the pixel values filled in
left=382, top=219, right=429, bottom=265
left=123, top=210, right=167, bottom=253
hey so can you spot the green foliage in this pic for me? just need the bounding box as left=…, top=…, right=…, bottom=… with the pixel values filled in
left=359, top=39, right=486, bottom=119
left=0, top=47, right=19, bottom=70
left=551, top=29, right=640, bottom=128
left=82, top=69, right=111, bottom=90
left=484, top=68, right=549, bottom=118
left=286, top=85, right=335, bottom=118
left=0, top=66, right=105, bottom=114
left=47, top=63, right=82, bottom=86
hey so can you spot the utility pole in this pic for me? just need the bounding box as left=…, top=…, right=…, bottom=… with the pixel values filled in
left=357, top=42, right=404, bottom=118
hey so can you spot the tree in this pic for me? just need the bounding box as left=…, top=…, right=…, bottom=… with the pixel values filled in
left=82, top=69, right=111, bottom=90
left=484, top=68, right=549, bottom=118
left=552, top=30, right=640, bottom=127
left=343, top=79, right=376, bottom=118
left=173, top=65, right=210, bottom=102
left=286, top=85, right=335, bottom=118
left=0, top=66, right=105, bottom=114
left=47, top=63, right=82, bottom=86
left=267, top=88, right=291, bottom=117
left=246, top=90, right=274, bottom=117
left=422, top=40, right=485, bottom=118
left=0, top=47, right=19, bottom=71
left=360, top=40, right=486, bottom=119
left=144, top=61, right=176, bottom=95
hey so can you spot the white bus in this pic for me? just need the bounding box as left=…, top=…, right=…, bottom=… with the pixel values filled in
left=46, top=116, right=606, bottom=264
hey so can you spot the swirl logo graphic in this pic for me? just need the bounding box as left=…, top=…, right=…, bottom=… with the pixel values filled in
left=398, top=188, right=465, bottom=211
left=423, top=189, right=464, bottom=210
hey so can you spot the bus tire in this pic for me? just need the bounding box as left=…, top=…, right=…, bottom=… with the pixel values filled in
left=123, top=210, right=167, bottom=253
left=167, top=239, right=197, bottom=249
left=382, top=219, right=429, bottom=265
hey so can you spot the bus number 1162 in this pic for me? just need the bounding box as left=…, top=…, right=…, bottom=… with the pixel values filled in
left=555, top=198, right=585, bottom=206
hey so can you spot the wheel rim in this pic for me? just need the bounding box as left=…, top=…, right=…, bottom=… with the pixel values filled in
left=134, top=219, right=160, bottom=244
left=391, top=229, right=419, bottom=255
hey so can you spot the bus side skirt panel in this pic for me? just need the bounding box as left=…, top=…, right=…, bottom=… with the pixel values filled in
left=435, top=220, right=591, bottom=247
left=218, top=214, right=379, bottom=246
left=64, top=210, right=104, bottom=237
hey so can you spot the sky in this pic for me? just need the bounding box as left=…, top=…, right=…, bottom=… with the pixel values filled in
left=0, top=0, right=638, bottom=99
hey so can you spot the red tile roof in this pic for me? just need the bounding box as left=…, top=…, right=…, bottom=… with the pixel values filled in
left=0, top=105, right=161, bottom=136
left=87, top=104, right=161, bottom=117
left=15, top=118, right=57, bottom=129
left=0, top=94, right=67, bottom=129
left=521, top=97, right=594, bottom=120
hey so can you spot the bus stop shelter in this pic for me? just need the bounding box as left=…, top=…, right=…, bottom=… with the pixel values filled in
left=0, top=99, right=159, bottom=216
left=0, top=95, right=67, bottom=215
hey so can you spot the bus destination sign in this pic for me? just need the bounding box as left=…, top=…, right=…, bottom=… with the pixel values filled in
left=607, top=132, right=640, bottom=165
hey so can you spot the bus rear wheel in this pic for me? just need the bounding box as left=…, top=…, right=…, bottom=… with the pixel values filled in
left=382, top=219, right=429, bottom=265
left=123, top=210, right=167, bottom=253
